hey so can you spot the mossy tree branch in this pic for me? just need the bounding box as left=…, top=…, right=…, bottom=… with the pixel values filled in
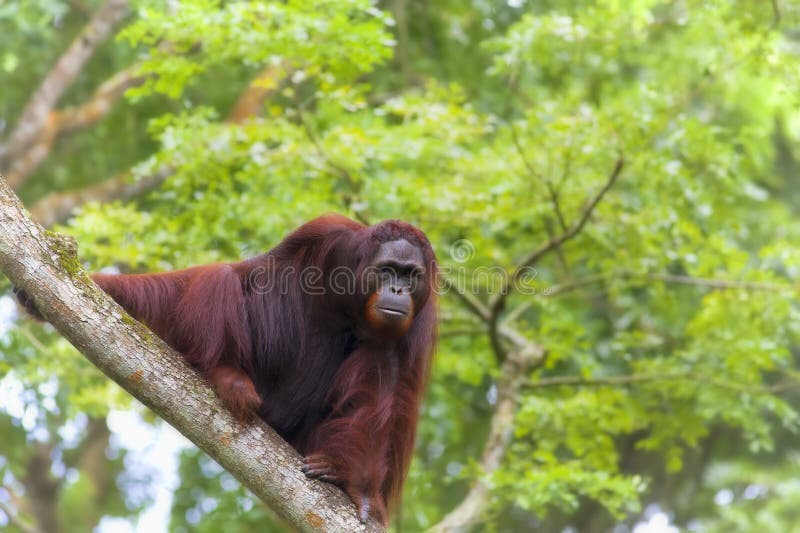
left=0, top=177, right=383, bottom=533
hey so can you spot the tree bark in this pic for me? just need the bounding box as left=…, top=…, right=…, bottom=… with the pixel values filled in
left=0, top=177, right=383, bottom=533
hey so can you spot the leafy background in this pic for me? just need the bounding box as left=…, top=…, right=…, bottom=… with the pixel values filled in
left=1, top=0, right=799, bottom=531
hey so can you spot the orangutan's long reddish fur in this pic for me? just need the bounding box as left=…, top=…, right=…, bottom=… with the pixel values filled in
left=87, top=214, right=437, bottom=524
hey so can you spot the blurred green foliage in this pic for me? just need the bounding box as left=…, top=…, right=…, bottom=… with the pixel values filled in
left=2, top=0, right=800, bottom=531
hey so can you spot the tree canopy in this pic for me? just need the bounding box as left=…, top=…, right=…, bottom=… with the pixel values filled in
left=1, top=1, right=799, bottom=531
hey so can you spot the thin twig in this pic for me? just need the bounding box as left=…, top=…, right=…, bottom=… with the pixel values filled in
left=439, top=276, right=491, bottom=321
left=542, top=271, right=788, bottom=297
left=439, top=328, right=485, bottom=338
left=483, top=156, right=624, bottom=361
left=508, top=120, right=570, bottom=230
left=499, top=269, right=788, bottom=329
left=441, top=274, right=546, bottom=365
left=490, top=155, right=625, bottom=315
left=529, top=372, right=692, bottom=388
left=514, top=156, right=624, bottom=279
left=20, top=327, right=50, bottom=353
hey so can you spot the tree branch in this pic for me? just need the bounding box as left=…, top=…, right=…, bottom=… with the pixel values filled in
left=0, top=0, right=131, bottom=180
left=29, top=168, right=171, bottom=227
left=28, top=66, right=284, bottom=227
left=441, top=274, right=506, bottom=364
left=2, top=65, right=148, bottom=187
left=433, top=247, right=592, bottom=530
left=0, top=177, right=383, bottom=532
left=431, top=276, right=550, bottom=530
left=482, top=156, right=624, bottom=358
left=428, top=156, right=624, bottom=527
left=527, top=371, right=800, bottom=394
left=440, top=275, right=491, bottom=321
left=529, top=372, right=691, bottom=388
left=512, top=156, right=624, bottom=281
left=57, top=66, right=148, bottom=133
left=440, top=273, right=544, bottom=366
left=508, top=120, right=569, bottom=232
left=498, top=270, right=789, bottom=332
left=428, top=344, right=545, bottom=532
left=542, top=271, right=789, bottom=296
